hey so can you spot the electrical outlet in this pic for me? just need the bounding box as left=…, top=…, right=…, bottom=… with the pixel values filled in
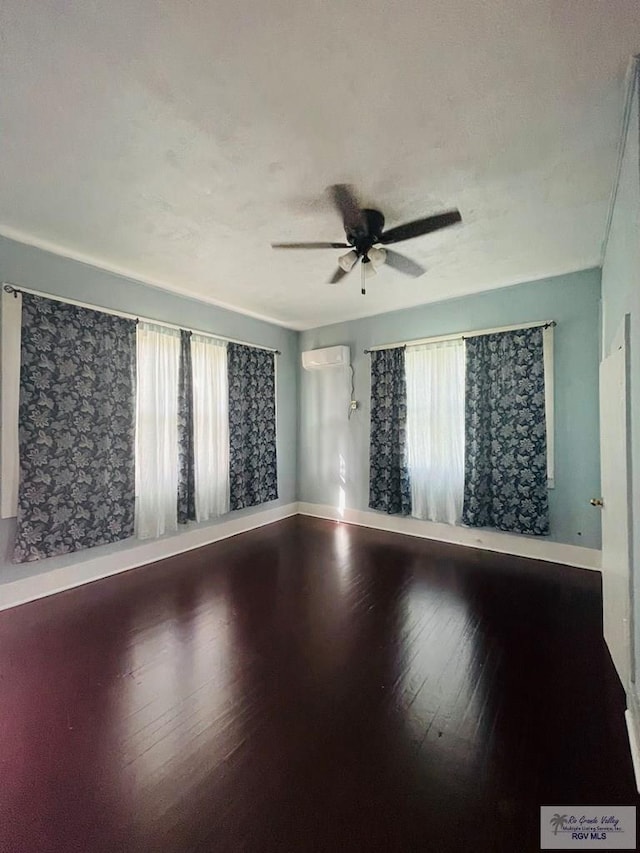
left=349, top=400, right=358, bottom=411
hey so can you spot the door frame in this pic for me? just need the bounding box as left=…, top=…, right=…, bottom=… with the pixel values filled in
left=603, top=314, right=635, bottom=689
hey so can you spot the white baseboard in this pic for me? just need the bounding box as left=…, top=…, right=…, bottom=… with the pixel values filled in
left=626, top=692, right=640, bottom=793
left=0, top=502, right=298, bottom=613
left=297, top=502, right=602, bottom=571
left=1, top=500, right=602, bottom=613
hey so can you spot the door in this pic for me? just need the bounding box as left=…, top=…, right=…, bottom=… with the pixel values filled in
left=599, top=316, right=633, bottom=692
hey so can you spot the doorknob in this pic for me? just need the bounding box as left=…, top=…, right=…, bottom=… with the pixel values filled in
left=590, top=498, right=604, bottom=507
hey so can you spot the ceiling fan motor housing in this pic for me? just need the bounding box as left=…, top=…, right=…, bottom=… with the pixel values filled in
left=346, top=209, right=385, bottom=255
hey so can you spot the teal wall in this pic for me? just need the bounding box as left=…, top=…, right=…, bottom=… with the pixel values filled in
left=0, top=234, right=605, bottom=577
left=299, top=268, right=602, bottom=550
left=0, top=234, right=298, bottom=582
left=601, top=73, right=640, bottom=676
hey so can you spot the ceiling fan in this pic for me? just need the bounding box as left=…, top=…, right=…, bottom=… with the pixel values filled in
left=272, top=185, right=462, bottom=294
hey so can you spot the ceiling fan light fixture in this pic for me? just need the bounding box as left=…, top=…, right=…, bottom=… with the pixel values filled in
left=338, top=249, right=358, bottom=272
left=368, top=246, right=387, bottom=268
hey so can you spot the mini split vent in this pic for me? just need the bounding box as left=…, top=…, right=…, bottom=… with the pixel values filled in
left=301, top=346, right=350, bottom=370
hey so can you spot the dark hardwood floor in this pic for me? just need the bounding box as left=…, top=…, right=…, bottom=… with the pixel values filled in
left=0, top=516, right=637, bottom=852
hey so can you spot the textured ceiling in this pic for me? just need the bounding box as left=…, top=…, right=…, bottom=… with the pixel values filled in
left=1, top=1, right=638, bottom=329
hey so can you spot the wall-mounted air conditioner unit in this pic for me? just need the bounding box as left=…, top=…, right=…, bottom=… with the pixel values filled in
left=301, top=345, right=350, bottom=370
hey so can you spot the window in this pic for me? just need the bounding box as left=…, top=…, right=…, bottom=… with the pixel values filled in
left=402, top=324, right=554, bottom=527
left=135, top=323, right=181, bottom=539
left=405, top=340, right=465, bottom=524
left=1, top=291, right=235, bottom=537
left=191, top=334, right=229, bottom=521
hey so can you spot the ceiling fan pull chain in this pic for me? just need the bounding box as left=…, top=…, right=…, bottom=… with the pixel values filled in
left=361, top=260, right=366, bottom=295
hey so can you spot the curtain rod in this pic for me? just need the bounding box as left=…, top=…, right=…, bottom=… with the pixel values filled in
left=2, top=283, right=281, bottom=355
left=363, top=320, right=556, bottom=354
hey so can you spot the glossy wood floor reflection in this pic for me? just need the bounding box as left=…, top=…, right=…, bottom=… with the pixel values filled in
left=0, top=517, right=637, bottom=852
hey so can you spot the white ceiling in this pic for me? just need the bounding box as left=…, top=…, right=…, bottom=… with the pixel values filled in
left=1, top=1, right=638, bottom=330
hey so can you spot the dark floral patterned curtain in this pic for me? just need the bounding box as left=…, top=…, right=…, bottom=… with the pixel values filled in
left=14, top=295, right=136, bottom=562
left=227, top=343, right=278, bottom=510
left=462, top=327, right=549, bottom=535
left=368, top=347, right=411, bottom=515
left=177, top=330, right=196, bottom=524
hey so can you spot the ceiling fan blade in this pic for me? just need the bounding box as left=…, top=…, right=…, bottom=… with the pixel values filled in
left=380, top=209, right=462, bottom=245
left=383, top=249, right=426, bottom=278
left=272, top=241, right=350, bottom=249
left=328, top=264, right=355, bottom=284
left=329, top=184, right=364, bottom=232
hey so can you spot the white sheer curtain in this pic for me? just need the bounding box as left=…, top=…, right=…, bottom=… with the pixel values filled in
left=136, top=323, right=181, bottom=539
left=405, top=340, right=465, bottom=524
left=191, top=334, right=230, bottom=521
